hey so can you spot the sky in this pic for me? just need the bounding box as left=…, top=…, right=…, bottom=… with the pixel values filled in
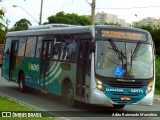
left=1, top=0, right=160, bottom=28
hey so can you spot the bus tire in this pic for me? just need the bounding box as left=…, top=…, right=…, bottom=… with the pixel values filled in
left=62, top=82, right=75, bottom=107
left=113, top=104, right=125, bottom=109
left=19, top=73, right=26, bottom=92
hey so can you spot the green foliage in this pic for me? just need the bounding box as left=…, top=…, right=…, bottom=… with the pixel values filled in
left=10, top=18, right=32, bottom=31
left=135, top=25, right=160, bottom=56
left=0, top=29, right=6, bottom=44
left=104, top=22, right=121, bottom=26
left=0, top=8, right=7, bottom=44
left=135, top=25, right=154, bottom=33
left=155, top=57, right=160, bottom=89
left=155, top=87, right=160, bottom=95
left=47, top=11, right=91, bottom=25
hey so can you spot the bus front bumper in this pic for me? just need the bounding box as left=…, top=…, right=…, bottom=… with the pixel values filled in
left=136, top=91, right=154, bottom=105
left=89, top=88, right=113, bottom=107
left=89, top=88, right=154, bottom=106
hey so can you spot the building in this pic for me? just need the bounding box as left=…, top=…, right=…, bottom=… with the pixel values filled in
left=95, top=12, right=130, bottom=27
left=132, top=17, right=160, bottom=28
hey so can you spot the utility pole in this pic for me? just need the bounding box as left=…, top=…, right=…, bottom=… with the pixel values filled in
left=39, top=0, right=43, bottom=25
left=91, top=0, right=96, bottom=25
left=86, top=0, right=96, bottom=25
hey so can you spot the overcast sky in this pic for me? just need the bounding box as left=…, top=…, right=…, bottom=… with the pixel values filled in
left=1, top=0, right=160, bottom=27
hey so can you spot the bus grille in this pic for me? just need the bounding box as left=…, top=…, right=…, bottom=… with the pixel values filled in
left=108, top=81, right=144, bottom=88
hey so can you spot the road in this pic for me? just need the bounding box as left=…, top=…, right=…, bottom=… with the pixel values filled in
left=0, top=68, right=160, bottom=120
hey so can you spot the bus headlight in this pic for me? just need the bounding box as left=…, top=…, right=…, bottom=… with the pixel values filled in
left=96, top=78, right=105, bottom=91
left=146, top=81, right=154, bottom=94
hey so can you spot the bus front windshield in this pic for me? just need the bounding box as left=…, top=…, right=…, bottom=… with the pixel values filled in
left=95, top=40, right=153, bottom=79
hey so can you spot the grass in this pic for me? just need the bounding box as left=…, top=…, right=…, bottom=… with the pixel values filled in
left=0, top=96, right=33, bottom=111
left=0, top=96, right=54, bottom=120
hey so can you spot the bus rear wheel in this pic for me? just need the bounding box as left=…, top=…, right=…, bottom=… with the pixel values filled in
left=62, top=82, right=75, bottom=107
left=19, top=73, right=26, bottom=92
left=113, top=104, right=125, bottom=109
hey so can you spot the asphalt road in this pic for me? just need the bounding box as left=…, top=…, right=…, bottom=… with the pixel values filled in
left=0, top=68, right=160, bottom=120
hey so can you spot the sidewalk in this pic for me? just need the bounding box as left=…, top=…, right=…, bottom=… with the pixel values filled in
left=154, top=94, right=160, bottom=101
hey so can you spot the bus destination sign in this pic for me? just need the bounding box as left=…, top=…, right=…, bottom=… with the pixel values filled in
left=101, top=30, right=147, bottom=41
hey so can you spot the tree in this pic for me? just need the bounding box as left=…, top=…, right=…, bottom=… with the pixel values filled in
left=135, top=25, right=160, bottom=56
left=11, top=18, right=32, bottom=31
left=47, top=11, right=91, bottom=26
left=104, top=22, right=121, bottom=26
left=0, top=3, right=7, bottom=44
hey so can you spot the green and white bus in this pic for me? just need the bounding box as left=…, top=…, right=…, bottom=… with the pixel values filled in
left=1, top=24, right=155, bottom=108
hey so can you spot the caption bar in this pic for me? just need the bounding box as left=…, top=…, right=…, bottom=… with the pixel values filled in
left=1, top=112, right=44, bottom=118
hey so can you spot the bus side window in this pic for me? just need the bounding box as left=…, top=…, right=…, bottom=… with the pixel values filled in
left=25, top=37, right=37, bottom=58
left=60, top=36, right=77, bottom=61
left=18, top=37, right=26, bottom=57
left=35, top=36, right=42, bottom=58
left=4, top=38, right=12, bottom=55
left=52, top=36, right=61, bottom=60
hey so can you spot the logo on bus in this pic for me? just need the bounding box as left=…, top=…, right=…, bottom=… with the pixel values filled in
left=28, top=63, right=39, bottom=71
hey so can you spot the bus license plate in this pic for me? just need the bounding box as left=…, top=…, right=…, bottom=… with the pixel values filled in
left=120, top=96, right=131, bottom=101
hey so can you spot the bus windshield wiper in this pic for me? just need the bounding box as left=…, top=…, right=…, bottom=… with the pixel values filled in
left=108, top=39, right=125, bottom=60
left=131, top=42, right=141, bottom=60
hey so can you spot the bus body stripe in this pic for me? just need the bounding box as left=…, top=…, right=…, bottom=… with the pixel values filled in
left=45, top=69, right=62, bottom=85
left=49, top=62, right=60, bottom=77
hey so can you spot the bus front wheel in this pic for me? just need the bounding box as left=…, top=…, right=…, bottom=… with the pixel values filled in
left=19, top=73, right=26, bottom=92
left=62, top=82, right=75, bottom=107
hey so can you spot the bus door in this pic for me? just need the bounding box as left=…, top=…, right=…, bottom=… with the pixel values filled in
left=40, top=41, right=52, bottom=90
left=76, top=40, right=91, bottom=101
left=10, top=40, right=18, bottom=81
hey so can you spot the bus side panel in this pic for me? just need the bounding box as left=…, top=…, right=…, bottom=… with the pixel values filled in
left=47, top=61, right=77, bottom=96
left=2, top=55, right=10, bottom=80
left=47, top=61, right=62, bottom=95
left=23, top=58, right=41, bottom=89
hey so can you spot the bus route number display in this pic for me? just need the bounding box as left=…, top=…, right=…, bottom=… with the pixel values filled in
left=101, top=30, right=147, bottom=41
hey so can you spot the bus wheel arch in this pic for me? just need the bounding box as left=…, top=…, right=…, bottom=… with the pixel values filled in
left=61, top=78, right=75, bottom=107
left=18, top=70, right=26, bottom=92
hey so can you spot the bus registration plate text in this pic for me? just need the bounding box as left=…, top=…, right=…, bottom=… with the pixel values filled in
left=120, top=96, right=131, bottom=101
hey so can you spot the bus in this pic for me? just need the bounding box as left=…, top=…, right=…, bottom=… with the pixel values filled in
left=1, top=24, right=155, bottom=108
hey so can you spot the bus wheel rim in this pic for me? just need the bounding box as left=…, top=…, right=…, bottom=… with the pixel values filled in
left=67, top=85, right=74, bottom=104
left=20, top=80, right=23, bottom=90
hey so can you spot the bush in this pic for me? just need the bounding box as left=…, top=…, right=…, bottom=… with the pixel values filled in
left=156, top=57, right=160, bottom=89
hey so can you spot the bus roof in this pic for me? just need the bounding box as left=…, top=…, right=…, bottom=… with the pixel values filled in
left=6, top=25, right=94, bottom=37
left=6, top=25, right=151, bottom=39
left=28, top=23, right=76, bottom=30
